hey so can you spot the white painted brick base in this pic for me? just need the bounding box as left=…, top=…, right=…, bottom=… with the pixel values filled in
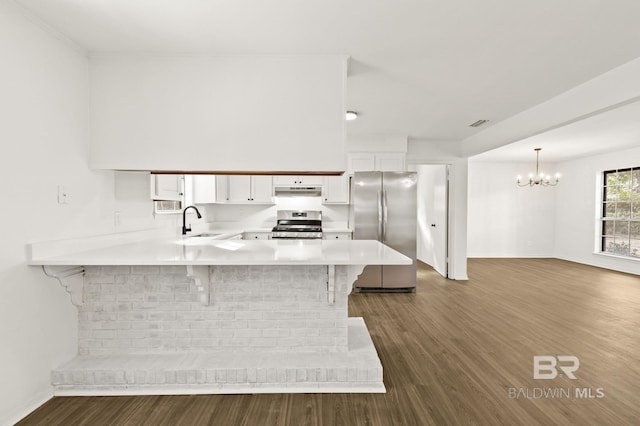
left=53, top=318, right=385, bottom=394
left=80, top=265, right=349, bottom=355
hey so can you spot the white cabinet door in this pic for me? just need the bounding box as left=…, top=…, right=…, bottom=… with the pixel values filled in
left=273, top=176, right=298, bottom=185
left=251, top=176, right=274, bottom=203
left=216, top=175, right=273, bottom=203
left=347, top=154, right=376, bottom=173
left=347, top=153, right=406, bottom=173
left=228, top=175, right=252, bottom=202
left=273, top=176, right=323, bottom=185
left=215, top=176, right=229, bottom=203
left=323, top=232, right=352, bottom=240
left=150, top=174, right=183, bottom=201
left=191, top=175, right=217, bottom=204
left=322, top=175, right=350, bottom=204
left=243, top=232, right=271, bottom=240
left=299, top=176, right=324, bottom=185
left=376, top=153, right=405, bottom=171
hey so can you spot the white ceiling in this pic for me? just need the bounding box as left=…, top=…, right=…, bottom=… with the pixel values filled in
left=14, top=0, right=640, bottom=156
left=471, top=100, right=640, bottom=162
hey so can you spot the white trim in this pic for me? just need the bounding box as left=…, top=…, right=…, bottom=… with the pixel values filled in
left=592, top=252, right=640, bottom=263
left=554, top=254, right=640, bottom=276
left=467, top=255, right=552, bottom=259
left=407, top=158, right=469, bottom=281
left=54, top=383, right=386, bottom=396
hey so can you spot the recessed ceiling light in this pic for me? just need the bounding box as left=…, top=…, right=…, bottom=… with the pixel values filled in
left=346, top=111, right=358, bottom=121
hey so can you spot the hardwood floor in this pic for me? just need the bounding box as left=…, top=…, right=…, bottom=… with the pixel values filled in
left=19, top=259, right=640, bottom=425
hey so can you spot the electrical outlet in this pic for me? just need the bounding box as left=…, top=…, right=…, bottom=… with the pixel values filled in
left=57, top=185, right=68, bottom=204
left=114, top=211, right=121, bottom=227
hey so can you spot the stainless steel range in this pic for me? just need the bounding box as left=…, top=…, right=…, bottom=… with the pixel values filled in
left=271, top=210, right=323, bottom=239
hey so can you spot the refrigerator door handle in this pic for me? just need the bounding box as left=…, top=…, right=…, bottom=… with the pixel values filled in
left=382, top=190, right=388, bottom=242
left=377, top=190, right=383, bottom=241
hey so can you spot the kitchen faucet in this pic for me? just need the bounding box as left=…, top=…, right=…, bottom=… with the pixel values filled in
left=182, top=205, right=202, bottom=235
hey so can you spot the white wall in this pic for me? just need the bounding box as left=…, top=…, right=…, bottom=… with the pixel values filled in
left=89, top=54, right=347, bottom=172
left=554, top=146, right=640, bottom=275
left=467, top=162, right=557, bottom=257
left=0, top=5, right=174, bottom=424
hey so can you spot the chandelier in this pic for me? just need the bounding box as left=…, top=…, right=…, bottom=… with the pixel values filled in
left=516, top=148, right=560, bottom=187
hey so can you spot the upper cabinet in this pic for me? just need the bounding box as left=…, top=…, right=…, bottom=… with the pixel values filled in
left=89, top=55, right=347, bottom=173
left=347, top=153, right=406, bottom=174
left=273, top=176, right=324, bottom=186
left=150, top=174, right=183, bottom=201
left=190, top=175, right=217, bottom=204
left=216, top=175, right=273, bottom=204
left=322, top=175, right=350, bottom=204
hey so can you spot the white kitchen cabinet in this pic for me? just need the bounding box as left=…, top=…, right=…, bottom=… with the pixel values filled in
left=273, top=176, right=324, bottom=186
left=347, top=154, right=376, bottom=173
left=347, top=153, right=406, bottom=173
left=376, top=153, right=406, bottom=171
left=150, top=174, right=183, bottom=201
left=251, top=176, right=274, bottom=202
left=215, top=176, right=228, bottom=203
left=323, top=231, right=352, bottom=240
left=191, top=175, right=217, bottom=204
left=242, top=231, right=271, bottom=240
left=216, top=176, right=274, bottom=204
left=228, top=176, right=252, bottom=202
left=322, top=175, right=350, bottom=204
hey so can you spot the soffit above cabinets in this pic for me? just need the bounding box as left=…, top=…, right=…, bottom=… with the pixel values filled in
left=89, top=55, right=347, bottom=173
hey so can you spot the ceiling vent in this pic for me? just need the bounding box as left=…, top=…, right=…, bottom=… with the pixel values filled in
left=469, top=119, right=490, bottom=128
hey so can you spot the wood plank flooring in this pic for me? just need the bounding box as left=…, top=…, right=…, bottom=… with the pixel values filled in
left=18, top=259, right=640, bottom=425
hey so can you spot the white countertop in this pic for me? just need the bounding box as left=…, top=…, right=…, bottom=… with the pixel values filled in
left=28, top=238, right=410, bottom=266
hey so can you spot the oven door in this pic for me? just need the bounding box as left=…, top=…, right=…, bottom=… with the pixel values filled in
left=272, top=231, right=323, bottom=239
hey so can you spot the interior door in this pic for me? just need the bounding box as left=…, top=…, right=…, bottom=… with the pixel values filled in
left=415, top=165, right=449, bottom=277
left=431, top=166, right=449, bottom=277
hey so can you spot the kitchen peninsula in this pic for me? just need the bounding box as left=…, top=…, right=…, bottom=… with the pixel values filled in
left=28, top=236, right=410, bottom=395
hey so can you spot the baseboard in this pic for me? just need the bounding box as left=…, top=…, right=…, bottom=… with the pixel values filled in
left=554, top=254, right=640, bottom=276
left=467, top=255, right=639, bottom=276
left=467, top=255, right=552, bottom=258
left=1, top=389, right=53, bottom=426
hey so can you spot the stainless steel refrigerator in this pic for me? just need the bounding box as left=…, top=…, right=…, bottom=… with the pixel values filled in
left=352, top=172, right=417, bottom=291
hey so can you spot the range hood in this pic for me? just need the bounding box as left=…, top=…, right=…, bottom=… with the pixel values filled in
left=273, top=186, right=323, bottom=197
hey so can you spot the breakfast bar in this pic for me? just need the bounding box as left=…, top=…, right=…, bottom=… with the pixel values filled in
left=28, top=236, right=410, bottom=395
